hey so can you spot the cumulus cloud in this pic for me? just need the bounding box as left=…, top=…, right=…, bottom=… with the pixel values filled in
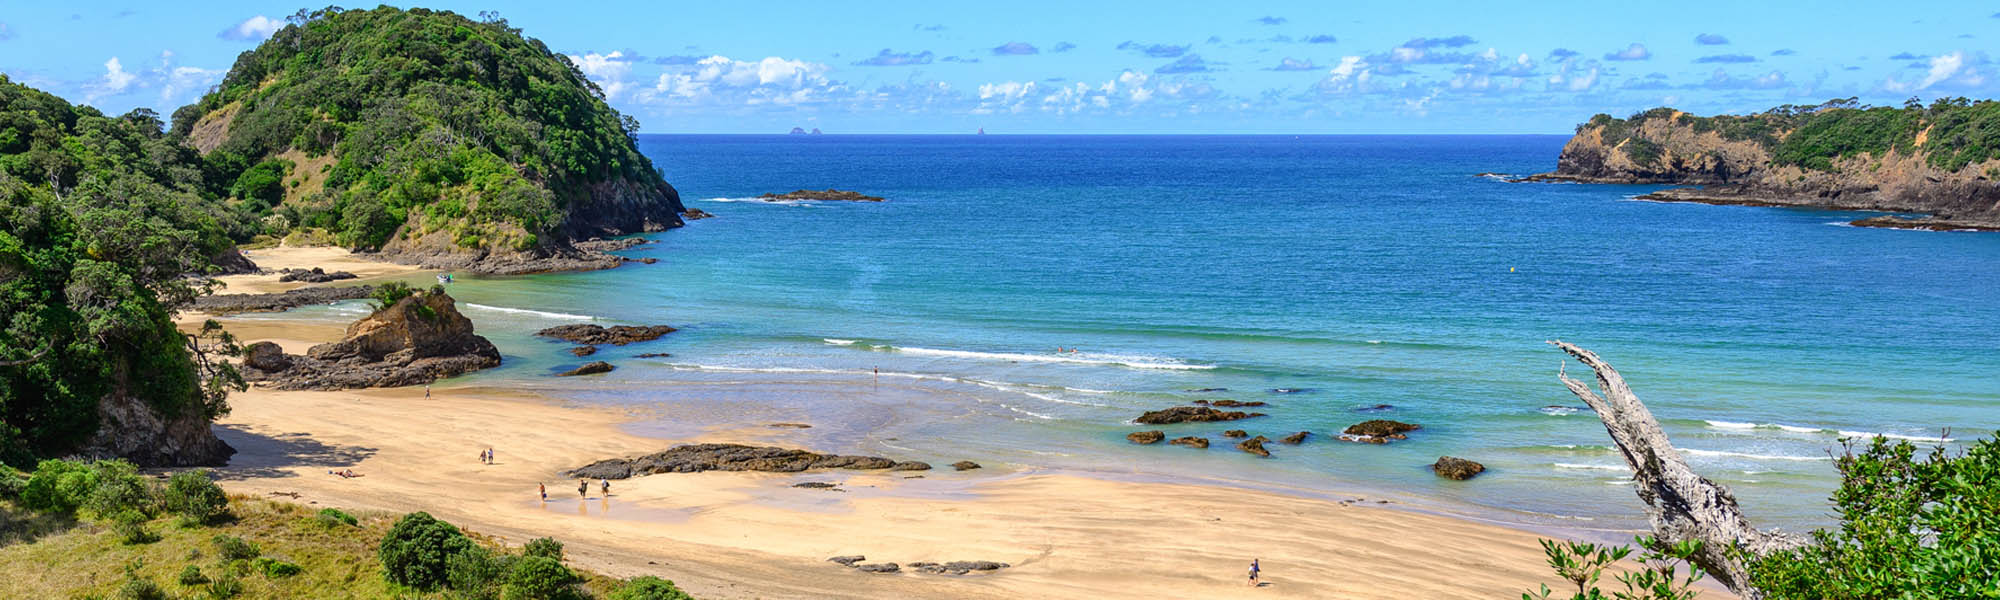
left=1155, top=54, right=1214, bottom=74
left=650, top=55, right=844, bottom=106
left=1699, top=69, right=1787, bottom=89
left=218, top=15, right=282, bottom=41
left=567, top=51, right=634, bottom=99
left=1546, top=59, right=1599, bottom=91
left=853, top=49, right=934, bottom=66
left=1771, top=49, right=1796, bottom=56
left=1884, top=50, right=1992, bottom=92
left=1695, top=54, right=1757, bottom=64
left=992, top=42, right=1038, bottom=56
left=1306, top=34, right=1337, bottom=44
left=1548, top=48, right=1580, bottom=60
left=1270, top=57, right=1319, bottom=71
left=1695, top=33, right=1729, bottom=45
left=1604, top=43, right=1651, bottom=61
left=1314, top=56, right=1380, bottom=94
left=1052, top=41, right=1076, bottom=53
left=1402, top=35, right=1477, bottom=49
left=1117, top=41, right=1190, bottom=58
left=974, top=69, right=1219, bottom=116
left=83, top=56, right=137, bottom=103
left=943, top=56, right=981, bottom=63
left=1255, top=16, right=1287, bottom=25
left=1888, top=52, right=1924, bottom=60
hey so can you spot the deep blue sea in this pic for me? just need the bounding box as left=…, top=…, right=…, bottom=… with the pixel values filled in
left=254, top=135, right=2000, bottom=532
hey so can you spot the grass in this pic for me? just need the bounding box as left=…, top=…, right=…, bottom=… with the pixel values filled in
left=0, top=494, right=626, bottom=599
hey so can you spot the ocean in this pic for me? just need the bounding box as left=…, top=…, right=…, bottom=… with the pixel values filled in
left=251, top=134, right=2000, bottom=533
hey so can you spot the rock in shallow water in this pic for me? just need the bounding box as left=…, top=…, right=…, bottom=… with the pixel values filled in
left=1127, top=430, right=1165, bottom=444
left=557, top=361, right=614, bottom=376
left=1432, top=456, right=1486, bottom=480
left=1236, top=436, right=1272, bottom=458
left=1341, top=419, right=1421, bottom=443
left=1135, top=406, right=1266, bottom=425
left=565, top=443, right=930, bottom=479
left=1170, top=436, right=1210, bottom=449
left=1280, top=431, right=1310, bottom=445
left=535, top=323, right=677, bottom=346
left=1222, top=430, right=1248, bottom=439
left=952, top=461, right=982, bottom=471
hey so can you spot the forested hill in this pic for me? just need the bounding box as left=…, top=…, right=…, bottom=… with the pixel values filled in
left=171, top=6, right=686, bottom=272
left=1532, top=98, right=2000, bottom=230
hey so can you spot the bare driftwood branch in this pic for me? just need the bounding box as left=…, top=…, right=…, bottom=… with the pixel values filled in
left=1548, top=340, right=1806, bottom=598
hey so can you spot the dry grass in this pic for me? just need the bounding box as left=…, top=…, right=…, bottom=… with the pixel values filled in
left=0, top=494, right=626, bottom=599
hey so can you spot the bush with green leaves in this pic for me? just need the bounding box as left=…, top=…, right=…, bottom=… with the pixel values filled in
left=20, top=459, right=159, bottom=518
left=178, top=564, right=209, bottom=586
left=446, top=546, right=511, bottom=599
left=378, top=511, right=476, bottom=590
left=610, top=576, right=694, bottom=600
left=254, top=557, right=303, bottom=578
left=369, top=281, right=418, bottom=312
left=523, top=537, right=564, bottom=561
left=0, top=468, right=24, bottom=498
left=1741, top=433, right=2000, bottom=598
left=503, top=555, right=582, bottom=600
left=314, top=507, right=358, bottom=528
left=115, top=574, right=167, bottom=600
left=84, top=460, right=160, bottom=519
left=212, top=534, right=261, bottom=561
left=111, top=509, right=159, bottom=545
left=206, top=572, right=243, bottom=599
left=164, top=469, right=229, bottom=525
left=1524, top=537, right=1704, bottom=600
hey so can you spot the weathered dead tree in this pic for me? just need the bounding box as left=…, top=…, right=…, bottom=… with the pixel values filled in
left=1549, top=341, right=1806, bottom=599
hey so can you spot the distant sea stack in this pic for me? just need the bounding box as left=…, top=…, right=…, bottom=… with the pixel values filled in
left=1523, top=98, right=2000, bottom=231
left=759, top=189, right=885, bottom=202
left=788, top=127, right=824, bottom=135
left=170, top=7, right=688, bottom=274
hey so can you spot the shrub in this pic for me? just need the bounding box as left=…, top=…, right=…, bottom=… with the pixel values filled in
left=502, top=555, right=581, bottom=600
left=314, top=507, right=358, bottom=527
left=84, top=460, right=160, bottom=519
left=20, top=459, right=96, bottom=513
left=523, top=537, right=564, bottom=561
left=378, top=511, right=475, bottom=590
left=164, top=469, right=229, bottom=525
left=115, top=574, right=167, bottom=600
left=212, top=534, right=261, bottom=561
left=207, top=572, right=243, bottom=599
left=112, top=510, right=159, bottom=545
left=446, top=546, right=507, bottom=598
left=0, top=469, right=24, bottom=498
left=369, top=281, right=417, bottom=312
left=178, top=564, right=209, bottom=586
left=610, top=576, right=693, bottom=600
left=1523, top=537, right=1703, bottom=600
left=255, top=557, right=303, bottom=578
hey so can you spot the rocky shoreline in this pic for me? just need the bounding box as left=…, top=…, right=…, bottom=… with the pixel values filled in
left=193, top=285, right=375, bottom=314
left=565, top=444, right=933, bottom=479
left=240, top=290, right=501, bottom=390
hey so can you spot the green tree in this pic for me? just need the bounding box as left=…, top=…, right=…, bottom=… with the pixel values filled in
left=502, top=555, right=581, bottom=600
left=378, top=511, right=476, bottom=590
left=609, top=576, right=694, bottom=600
left=163, top=469, right=230, bottom=525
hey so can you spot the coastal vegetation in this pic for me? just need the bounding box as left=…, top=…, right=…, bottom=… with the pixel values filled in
left=1581, top=97, right=2000, bottom=172
left=171, top=6, right=683, bottom=256
left=0, top=460, right=697, bottom=599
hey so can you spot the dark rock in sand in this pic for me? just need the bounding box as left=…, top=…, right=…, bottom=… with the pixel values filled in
left=210, top=248, right=260, bottom=275
left=1342, top=420, right=1421, bottom=443
left=1280, top=431, right=1310, bottom=445
left=952, top=461, right=982, bottom=471
left=855, top=563, right=900, bottom=573
left=768, top=423, right=813, bottom=429
left=890, top=461, right=932, bottom=471
left=1432, top=456, right=1486, bottom=480
left=760, top=189, right=885, bottom=202
left=558, top=361, right=615, bottom=376
left=242, top=341, right=292, bottom=372
left=277, top=267, right=358, bottom=283
left=536, top=323, right=678, bottom=346
left=565, top=443, right=929, bottom=479
left=911, top=561, right=1011, bottom=575
left=1237, top=436, right=1272, bottom=458
left=1127, top=430, right=1166, bottom=444
left=1134, top=406, right=1265, bottom=425
left=569, top=346, right=597, bottom=357
left=193, top=285, right=375, bottom=314
left=828, top=555, right=866, bottom=566
left=1170, top=436, right=1210, bottom=449
left=1356, top=404, right=1395, bottom=412
left=1207, top=399, right=1267, bottom=408
left=239, top=291, right=500, bottom=390
left=682, top=207, right=715, bottom=220
left=1221, top=430, right=1248, bottom=439
left=793, top=482, right=844, bottom=491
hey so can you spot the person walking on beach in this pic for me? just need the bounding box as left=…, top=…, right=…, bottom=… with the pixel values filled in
left=539, top=483, right=546, bottom=502
left=1248, top=558, right=1260, bottom=586
left=578, top=479, right=588, bottom=498
left=425, top=384, right=431, bottom=399
left=601, top=479, right=610, bottom=495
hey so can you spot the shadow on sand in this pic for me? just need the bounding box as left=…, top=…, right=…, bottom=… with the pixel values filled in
left=211, top=424, right=377, bottom=481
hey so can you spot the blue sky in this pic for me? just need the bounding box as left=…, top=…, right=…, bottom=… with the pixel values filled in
left=2, top=1, right=1996, bottom=133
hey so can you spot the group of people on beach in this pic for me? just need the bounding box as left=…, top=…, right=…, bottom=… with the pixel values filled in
left=479, top=447, right=495, bottom=465
left=537, top=479, right=610, bottom=502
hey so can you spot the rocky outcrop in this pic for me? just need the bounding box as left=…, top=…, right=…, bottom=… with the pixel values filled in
left=1432, top=456, right=1486, bottom=480
left=192, top=285, right=374, bottom=314
left=242, top=341, right=291, bottom=372
left=239, top=290, right=500, bottom=390
left=81, top=361, right=235, bottom=467
left=1522, top=106, right=2000, bottom=230
left=557, top=361, right=614, bottom=376
left=682, top=207, right=715, bottom=220
left=1170, top=436, right=1209, bottom=449
left=565, top=443, right=931, bottom=479
left=1126, top=430, right=1165, bottom=444
left=1341, top=420, right=1421, bottom=444
left=277, top=267, right=357, bottom=283
left=569, top=346, right=597, bottom=357
left=1134, top=406, right=1265, bottom=425
left=909, top=561, right=1010, bottom=575
left=951, top=461, right=982, bottom=471
left=759, top=189, right=885, bottom=202
left=535, top=324, right=677, bottom=346
left=1236, top=436, right=1271, bottom=458
left=1193, top=399, right=1266, bottom=408
left=1222, top=430, right=1248, bottom=439
left=209, top=248, right=260, bottom=275
left=1279, top=431, right=1310, bottom=445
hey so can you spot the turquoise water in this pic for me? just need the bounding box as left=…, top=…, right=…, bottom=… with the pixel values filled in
left=330, top=135, right=1999, bottom=532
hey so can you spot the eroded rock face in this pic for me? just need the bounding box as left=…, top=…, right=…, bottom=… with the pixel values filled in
left=239, top=291, right=500, bottom=390
left=81, top=370, right=234, bottom=467
left=1237, top=436, right=1272, bottom=458
left=1127, top=430, right=1165, bottom=444
left=564, top=443, right=930, bottom=479
left=1170, top=436, right=1210, bottom=449
left=557, top=361, right=614, bottom=376
left=1433, top=456, right=1486, bottom=480
left=1135, top=406, right=1265, bottom=425
left=1341, top=420, right=1421, bottom=443
left=535, top=324, right=677, bottom=346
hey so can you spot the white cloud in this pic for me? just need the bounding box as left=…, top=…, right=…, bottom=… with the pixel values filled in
left=647, top=55, right=840, bottom=106
left=568, top=51, right=634, bottom=100
left=1883, top=51, right=1991, bottom=92
left=1604, top=43, right=1651, bottom=61
left=218, top=15, right=282, bottom=42
left=83, top=57, right=136, bottom=103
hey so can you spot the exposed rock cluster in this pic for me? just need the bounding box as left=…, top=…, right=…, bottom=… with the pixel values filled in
left=760, top=189, right=885, bottom=202
left=536, top=324, right=678, bottom=345
left=565, top=443, right=932, bottom=479
left=193, top=285, right=374, bottom=314
left=239, top=291, right=501, bottom=390
left=277, top=267, right=358, bottom=283
left=1432, top=456, right=1487, bottom=480
left=1341, top=420, right=1421, bottom=444
left=1134, top=406, right=1265, bottom=425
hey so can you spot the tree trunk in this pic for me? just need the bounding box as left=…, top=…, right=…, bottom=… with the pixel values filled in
left=1548, top=341, right=1806, bottom=599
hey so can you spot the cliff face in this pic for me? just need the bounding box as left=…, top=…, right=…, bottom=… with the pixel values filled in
left=81, top=359, right=235, bottom=467
left=1533, top=103, right=2000, bottom=230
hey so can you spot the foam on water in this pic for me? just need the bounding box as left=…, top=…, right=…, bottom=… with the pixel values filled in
left=1702, top=420, right=1956, bottom=442
left=1682, top=449, right=1831, bottom=462
left=464, top=303, right=597, bottom=320
left=892, top=345, right=1216, bottom=371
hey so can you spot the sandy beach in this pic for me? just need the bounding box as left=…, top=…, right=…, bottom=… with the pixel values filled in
left=184, top=246, right=1636, bottom=599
